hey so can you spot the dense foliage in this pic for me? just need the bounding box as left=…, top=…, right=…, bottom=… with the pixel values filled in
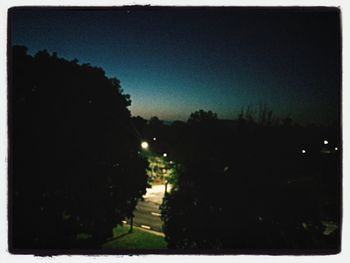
left=10, top=45, right=341, bottom=252
left=159, top=109, right=341, bottom=251
left=10, top=46, right=148, bottom=249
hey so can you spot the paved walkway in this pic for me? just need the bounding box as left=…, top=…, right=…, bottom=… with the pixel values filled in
left=127, top=184, right=171, bottom=233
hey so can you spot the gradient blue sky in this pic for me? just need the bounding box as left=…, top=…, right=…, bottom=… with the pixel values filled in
left=10, top=7, right=341, bottom=124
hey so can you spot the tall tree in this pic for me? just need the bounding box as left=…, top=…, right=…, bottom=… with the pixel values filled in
left=161, top=109, right=340, bottom=251
left=10, top=46, right=148, bottom=249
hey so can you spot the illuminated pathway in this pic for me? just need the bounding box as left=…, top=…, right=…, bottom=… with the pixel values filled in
left=127, top=184, right=171, bottom=233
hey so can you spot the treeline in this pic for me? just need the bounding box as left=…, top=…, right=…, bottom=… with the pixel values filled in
left=9, top=45, right=341, bottom=252
left=133, top=109, right=341, bottom=252
left=10, top=46, right=148, bottom=249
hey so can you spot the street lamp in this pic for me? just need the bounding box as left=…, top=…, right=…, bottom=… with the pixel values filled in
left=163, top=153, right=167, bottom=157
left=141, top=141, right=149, bottom=150
left=324, top=140, right=328, bottom=145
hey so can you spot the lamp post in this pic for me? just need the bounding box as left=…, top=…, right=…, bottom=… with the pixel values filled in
left=129, top=216, right=133, bottom=233
left=162, top=167, right=168, bottom=194
left=165, top=181, right=168, bottom=194
left=162, top=153, right=168, bottom=193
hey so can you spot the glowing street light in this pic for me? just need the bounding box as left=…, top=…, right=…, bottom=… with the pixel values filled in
left=141, top=141, right=149, bottom=150
left=324, top=140, right=328, bottom=145
left=163, top=153, right=167, bottom=157
left=302, top=149, right=306, bottom=154
left=335, top=147, right=338, bottom=151
left=153, top=137, right=157, bottom=141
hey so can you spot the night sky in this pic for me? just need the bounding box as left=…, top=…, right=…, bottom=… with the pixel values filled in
left=10, top=7, right=341, bottom=124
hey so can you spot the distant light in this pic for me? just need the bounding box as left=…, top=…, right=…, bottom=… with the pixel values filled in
left=153, top=137, right=157, bottom=141
left=169, top=161, right=173, bottom=164
left=324, top=140, right=329, bottom=145
left=162, top=168, right=167, bottom=174
left=163, top=153, right=167, bottom=157
left=335, top=147, right=338, bottom=151
left=302, top=149, right=306, bottom=154
left=141, top=141, right=149, bottom=149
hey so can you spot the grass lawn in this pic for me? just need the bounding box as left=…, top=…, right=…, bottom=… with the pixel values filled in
left=102, top=225, right=167, bottom=249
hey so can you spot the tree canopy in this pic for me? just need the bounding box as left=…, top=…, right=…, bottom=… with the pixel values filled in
left=160, top=108, right=341, bottom=251
left=10, top=46, right=148, bottom=249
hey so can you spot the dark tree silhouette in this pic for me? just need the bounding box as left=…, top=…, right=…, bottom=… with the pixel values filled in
left=131, top=116, right=148, bottom=138
left=188, top=109, right=218, bottom=124
left=160, top=108, right=341, bottom=251
left=147, top=116, right=165, bottom=138
left=10, top=46, right=148, bottom=249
